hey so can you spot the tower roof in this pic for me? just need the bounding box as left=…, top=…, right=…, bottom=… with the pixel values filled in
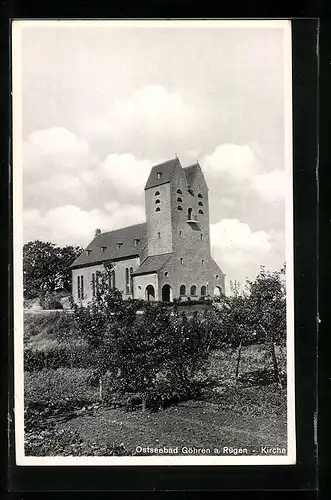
left=183, top=162, right=200, bottom=186
left=144, top=158, right=181, bottom=190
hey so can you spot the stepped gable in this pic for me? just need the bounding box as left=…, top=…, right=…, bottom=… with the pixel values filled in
left=144, top=158, right=180, bottom=190
left=70, top=223, right=147, bottom=269
left=132, top=253, right=172, bottom=276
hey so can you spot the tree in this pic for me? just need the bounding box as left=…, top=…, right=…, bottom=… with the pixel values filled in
left=23, top=240, right=83, bottom=298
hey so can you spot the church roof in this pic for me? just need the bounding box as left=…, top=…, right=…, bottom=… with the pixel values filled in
left=183, top=163, right=200, bottom=186
left=133, top=253, right=172, bottom=276
left=70, top=223, right=147, bottom=269
left=144, top=158, right=180, bottom=190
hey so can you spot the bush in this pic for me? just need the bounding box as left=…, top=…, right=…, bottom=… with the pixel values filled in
left=24, top=342, right=95, bottom=371
left=24, top=311, right=77, bottom=343
left=24, top=368, right=99, bottom=412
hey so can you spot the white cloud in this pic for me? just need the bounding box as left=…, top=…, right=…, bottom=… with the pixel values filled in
left=251, top=170, right=286, bottom=202
left=203, top=144, right=260, bottom=181
left=100, top=153, right=153, bottom=195
left=23, top=127, right=90, bottom=176
left=23, top=202, right=146, bottom=247
left=210, top=218, right=274, bottom=284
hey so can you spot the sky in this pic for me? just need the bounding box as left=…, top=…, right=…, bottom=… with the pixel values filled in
left=17, top=21, right=292, bottom=287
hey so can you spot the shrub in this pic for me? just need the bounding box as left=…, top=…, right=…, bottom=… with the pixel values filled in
left=24, top=311, right=77, bottom=343
left=24, top=341, right=96, bottom=371
left=24, top=368, right=99, bottom=412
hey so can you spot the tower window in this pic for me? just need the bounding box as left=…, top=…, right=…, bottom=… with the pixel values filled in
left=158, top=232, right=161, bottom=239
left=177, top=197, right=183, bottom=203
left=198, top=201, right=203, bottom=206
left=216, top=274, right=219, bottom=279
left=198, top=193, right=203, bottom=198
left=164, top=271, right=168, bottom=277
left=200, top=233, right=203, bottom=240
left=155, top=190, right=160, bottom=196
left=177, top=205, right=183, bottom=211
left=177, top=189, right=182, bottom=194
left=157, top=172, right=162, bottom=180
left=187, top=207, right=193, bottom=220
left=202, top=259, right=204, bottom=266
left=180, top=285, right=186, bottom=296
left=180, top=258, right=183, bottom=265
left=198, top=209, right=204, bottom=214
left=156, top=207, right=161, bottom=212
left=190, top=285, right=197, bottom=296
left=179, top=230, right=183, bottom=237
left=155, top=199, right=160, bottom=204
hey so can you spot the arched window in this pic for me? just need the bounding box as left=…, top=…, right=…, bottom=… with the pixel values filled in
left=190, top=285, right=197, bottom=296
left=201, top=285, right=207, bottom=296
left=215, top=274, right=219, bottom=279
left=156, top=207, right=161, bottom=212
left=180, top=285, right=186, bottom=296
left=92, top=273, right=96, bottom=298
left=155, top=190, right=160, bottom=196
left=130, top=267, right=133, bottom=294
left=77, top=276, right=81, bottom=299
left=164, top=271, right=168, bottom=277
left=198, top=209, right=204, bottom=214
left=179, top=230, right=183, bottom=237
left=125, top=268, right=129, bottom=294
left=200, top=233, right=203, bottom=240
left=198, top=193, right=203, bottom=198
left=198, top=201, right=203, bottom=206
left=177, top=189, right=182, bottom=194
left=201, top=259, right=204, bottom=266
left=187, top=207, right=193, bottom=220
left=180, top=258, right=184, bottom=265
left=177, top=197, right=183, bottom=203
left=155, top=199, right=160, bottom=204
left=177, top=205, right=183, bottom=211
left=80, top=276, right=84, bottom=299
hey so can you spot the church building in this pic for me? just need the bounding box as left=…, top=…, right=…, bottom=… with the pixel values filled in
left=70, top=157, right=225, bottom=304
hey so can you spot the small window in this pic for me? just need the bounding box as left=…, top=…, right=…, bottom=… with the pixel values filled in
left=155, top=190, right=160, bottom=196
left=77, top=276, right=81, bottom=299
left=100, top=246, right=106, bottom=253
left=130, top=267, right=133, bottom=294
left=80, top=275, right=84, bottom=299
left=138, top=285, right=142, bottom=290
left=200, top=233, right=203, bottom=240
left=156, top=207, right=161, bottom=212
left=125, top=268, right=130, bottom=294
left=201, top=285, right=207, bottom=296
left=198, top=201, right=203, bottom=206
left=177, top=205, right=183, bottom=211
left=157, top=172, right=162, bottom=180
left=187, top=207, right=193, bottom=219
left=180, top=285, right=186, bottom=296
left=164, top=271, right=168, bottom=277
left=202, top=259, right=204, bottom=266
left=134, top=238, right=140, bottom=246
left=86, top=249, right=91, bottom=256
left=180, top=258, right=183, bottom=265
left=179, top=230, right=183, bottom=237
left=190, top=285, right=197, bottom=296
left=198, top=209, right=204, bottom=214
left=216, top=274, right=219, bottom=279
left=116, top=242, right=123, bottom=249
left=177, top=189, right=182, bottom=194
left=177, top=197, right=183, bottom=203
left=157, top=232, right=161, bottom=239
left=155, top=199, right=160, bottom=204
left=198, top=193, right=203, bottom=198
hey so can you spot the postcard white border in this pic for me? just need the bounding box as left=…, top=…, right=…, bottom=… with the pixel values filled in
left=12, top=19, right=295, bottom=466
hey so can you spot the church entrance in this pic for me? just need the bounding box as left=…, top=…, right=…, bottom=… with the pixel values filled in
left=213, top=286, right=222, bottom=296
left=145, top=285, right=155, bottom=301
left=162, top=284, right=171, bottom=302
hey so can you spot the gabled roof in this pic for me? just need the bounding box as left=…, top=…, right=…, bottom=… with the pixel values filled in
left=70, top=223, right=147, bottom=269
left=183, top=162, right=200, bottom=186
left=144, top=158, right=180, bottom=190
left=133, top=253, right=172, bottom=276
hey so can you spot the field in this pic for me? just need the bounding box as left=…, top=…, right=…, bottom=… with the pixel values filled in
left=23, top=310, right=287, bottom=457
